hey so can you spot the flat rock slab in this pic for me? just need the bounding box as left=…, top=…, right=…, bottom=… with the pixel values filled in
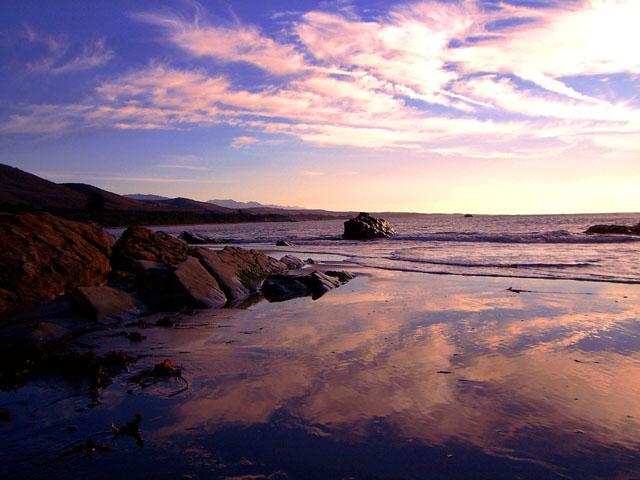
left=136, top=257, right=226, bottom=310
left=280, top=255, right=305, bottom=270
left=70, top=285, right=142, bottom=321
left=192, top=247, right=286, bottom=302
left=171, top=256, right=227, bottom=309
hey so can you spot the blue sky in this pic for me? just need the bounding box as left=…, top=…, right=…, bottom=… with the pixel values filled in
left=1, top=0, right=638, bottom=213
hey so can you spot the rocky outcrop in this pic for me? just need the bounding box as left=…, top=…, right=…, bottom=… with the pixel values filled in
left=111, top=226, right=188, bottom=273
left=342, top=212, right=395, bottom=240
left=192, top=247, right=286, bottom=302
left=262, top=270, right=354, bottom=302
left=69, top=285, right=142, bottom=321
left=280, top=254, right=305, bottom=270
left=585, top=223, right=640, bottom=235
left=0, top=212, right=112, bottom=311
left=179, top=231, right=217, bottom=245
left=135, top=257, right=226, bottom=310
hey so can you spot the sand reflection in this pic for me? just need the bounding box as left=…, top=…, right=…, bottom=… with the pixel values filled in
left=163, top=270, right=640, bottom=464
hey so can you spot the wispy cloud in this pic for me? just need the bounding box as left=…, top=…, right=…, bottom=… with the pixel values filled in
left=156, top=164, right=211, bottom=171
left=2, top=1, right=639, bottom=159
left=23, top=26, right=114, bottom=75
left=230, top=136, right=260, bottom=148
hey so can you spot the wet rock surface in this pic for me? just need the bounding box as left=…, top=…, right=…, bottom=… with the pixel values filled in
left=69, top=285, right=142, bottom=321
left=342, top=212, right=395, bottom=240
left=179, top=231, right=217, bottom=245
left=585, top=222, right=640, bottom=235
left=111, top=226, right=188, bottom=273
left=280, top=254, right=305, bottom=270
left=262, top=270, right=354, bottom=302
left=192, top=246, right=286, bottom=302
left=0, top=212, right=112, bottom=311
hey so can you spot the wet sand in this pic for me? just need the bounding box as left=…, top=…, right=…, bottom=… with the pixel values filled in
left=2, top=267, right=640, bottom=479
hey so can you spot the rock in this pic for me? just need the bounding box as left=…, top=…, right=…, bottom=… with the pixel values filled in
left=136, top=257, right=226, bottom=310
left=276, top=240, right=292, bottom=246
left=171, top=256, right=227, bottom=309
left=0, top=408, right=13, bottom=422
left=179, top=231, right=216, bottom=245
left=0, top=212, right=112, bottom=311
left=585, top=223, right=640, bottom=235
left=111, top=227, right=188, bottom=273
left=325, top=271, right=356, bottom=283
left=191, top=247, right=286, bottom=302
left=342, top=212, right=395, bottom=240
left=464, top=214, right=473, bottom=218
left=261, top=275, right=309, bottom=302
left=69, top=285, right=142, bottom=321
left=280, top=254, right=305, bottom=270
left=262, top=270, right=350, bottom=302
left=305, top=258, right=316, bottom=264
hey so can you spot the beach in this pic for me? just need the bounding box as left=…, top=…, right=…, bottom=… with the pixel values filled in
left=2, top=264, right=640, bottom=478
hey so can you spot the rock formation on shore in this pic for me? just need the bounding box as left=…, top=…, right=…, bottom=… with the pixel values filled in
left=0, top=213, right=354, bottom=318
left=343, top=212, right=395, bottom=240
left=585, top=222, right=640, bottom=235
left=0, top=212, right=112, bottom=311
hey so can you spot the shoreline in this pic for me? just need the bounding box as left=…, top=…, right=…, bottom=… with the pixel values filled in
left=2, top=267, right=639, bottom=478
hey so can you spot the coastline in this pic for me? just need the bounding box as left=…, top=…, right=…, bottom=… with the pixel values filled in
left=2, top=267, right=640, bottom=478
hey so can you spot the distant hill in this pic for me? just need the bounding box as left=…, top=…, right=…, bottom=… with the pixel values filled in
left=0, top=163, right=351, bottom=226
left=124, top=194, right=169, bottom=201
left=155, top=197, right=235, bottom=213
left=62, top=183, right=151, bottom=211
left=0, top=164, right=88, bottom=209
left=207, top=199, right=302, bottom=210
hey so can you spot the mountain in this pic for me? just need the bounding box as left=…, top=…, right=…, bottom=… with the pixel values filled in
left=207, top=199, right=302, bottom=210
left=62, top=183, right=152, bottom=210
left=124, top=194, right=170, bottom=201
left=155, top=197, right=235, bottom=213
left=1, top=164, right=88, bottom=209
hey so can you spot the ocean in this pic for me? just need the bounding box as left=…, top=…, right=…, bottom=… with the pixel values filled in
left=134, top=212, right=640, bottom=285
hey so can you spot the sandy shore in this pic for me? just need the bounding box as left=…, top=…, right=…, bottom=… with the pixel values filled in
left=2, top=266, right=640, bottom=478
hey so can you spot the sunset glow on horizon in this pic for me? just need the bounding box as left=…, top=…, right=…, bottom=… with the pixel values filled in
left=1, top=0, right=638, bottom=214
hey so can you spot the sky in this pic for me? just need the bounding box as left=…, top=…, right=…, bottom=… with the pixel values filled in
left=1, top=0, right=638, bottom=214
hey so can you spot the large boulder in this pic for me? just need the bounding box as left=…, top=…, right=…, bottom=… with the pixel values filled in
left=342, top=212, right=395, bottom=240
left=192, top=247, right=286, bottom=302
left=262, top=270, right=352, bottom=302
left=136, top=257, right=226, bottom=310
left=111, top=227, right=188, bottom=273
left=69, top=285, right=142, bottom=321
left=585, top=222, right=640, bottom=235
left=0, top=212, right=112, bottom=311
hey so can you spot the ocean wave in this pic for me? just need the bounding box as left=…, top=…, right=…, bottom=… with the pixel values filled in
left=347, top=259, right=640, bottom=285
left=394, top=230, right=640, bottom=244
left=388, top=256, right=596, bottom=269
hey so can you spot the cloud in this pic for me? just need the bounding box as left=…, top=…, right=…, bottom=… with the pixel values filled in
left=132, top=10, right=306, bottom=75
left=230, top=136, right=260, bottom=148
left=2, top=1, right=639, bottom=160
left=23, top=26, right=114, bottom=74
left=156, top=164, right=211, bottom=171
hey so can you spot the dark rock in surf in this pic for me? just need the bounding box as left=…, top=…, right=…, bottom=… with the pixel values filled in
left=262, top=270, right=351, bottom=302
left=179, top=231, right=217, bottom=245
left=342, top=212, right=395, bottom=240
left=111, top=226, right=188, bottom=273
left=585, top=222, right=640, bottom=235
left=0, top=212, right=112, bottom=311
left=276, top=240, right=292, bottom=246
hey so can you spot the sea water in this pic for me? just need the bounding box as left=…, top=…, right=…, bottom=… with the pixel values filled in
left=143, top=212, right=640, bottom=284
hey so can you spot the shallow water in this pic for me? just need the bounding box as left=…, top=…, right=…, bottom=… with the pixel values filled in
left=112, top=212, right=640, bottom=284
left=2, top=269, right=640, bottom=478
